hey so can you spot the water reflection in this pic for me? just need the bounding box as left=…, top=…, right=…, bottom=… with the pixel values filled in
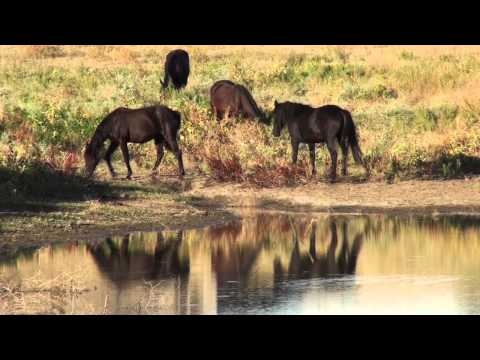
left=1, top=213, right=480, bottom=314
left=277, top=221, right=363, bottom=280
left=87, top=232, right=188, bottom=283
left=85, top=231, right=192, bottom=314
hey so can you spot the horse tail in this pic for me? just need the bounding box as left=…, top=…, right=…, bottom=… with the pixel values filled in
left=342, top=110, right=364, bottom=166
left=172, top=110, right=182, bottom=135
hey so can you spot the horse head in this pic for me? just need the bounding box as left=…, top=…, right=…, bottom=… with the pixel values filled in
left=272, top=100, right=287, bottom=137
left=84, top=140, right=101, bottom=178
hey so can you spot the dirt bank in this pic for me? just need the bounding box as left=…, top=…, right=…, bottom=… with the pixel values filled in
left=2, top=176, right=480, bottom=258
left=186, top=176, right=480, bottom=215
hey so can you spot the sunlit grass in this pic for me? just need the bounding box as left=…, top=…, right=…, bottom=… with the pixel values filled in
left=1, top=45, right=480, bottom=188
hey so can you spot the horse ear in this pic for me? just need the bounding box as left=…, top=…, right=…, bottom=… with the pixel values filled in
left=274, top=100, right=278, bottom=107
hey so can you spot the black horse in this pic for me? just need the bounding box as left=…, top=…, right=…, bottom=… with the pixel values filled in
left=272, top=101, right=368, bottom=181
left=161, top=49, right=190, bottom=90
left=210, top=80, right=269, bottom=124
left=84, top=105, right=185, bottom=179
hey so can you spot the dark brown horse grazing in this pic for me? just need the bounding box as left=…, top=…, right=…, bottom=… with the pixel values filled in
left=161, top=49, right=190, bottom=90
left=272, top=101, right=368, bottom=181
left=210, top=80, right=269, bottom=124
left=84, top=105, right=185, bottom=179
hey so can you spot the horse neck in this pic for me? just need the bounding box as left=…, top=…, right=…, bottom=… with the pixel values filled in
left=286, top=104, right=313, bottom=123
left=249, top=99, right=263, bottom=118
left=256, top=107, right=266, bottom=120
left=89, top=128, right=107, bottom=153
left=239, top=87, right=263, bottom=118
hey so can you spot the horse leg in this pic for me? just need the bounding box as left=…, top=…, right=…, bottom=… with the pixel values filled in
left=291, top=140, right=299, bottom=165
left=224, top=106, right=231, bottom=121
left=216, top=109, right=224, bottom=122
left=119, top=141, right=133, bottom=180
left=104, top=141, right=119, bottom=178
left=341, top=139, right=349, bottom=176
left=166, top=138, right=185, bottom=177
left=309, top=222, right=317, bottom=260
left=151, top=138, right=164, bottom=175
left=326, top=137, right=339, bottom=182
left=120, top=236, right=130, bottom=257
left=212, top=105, right=219, bottom=121
left=308, top=143, right=316, bottom=176
left=327, top=221, right=339, bottom=273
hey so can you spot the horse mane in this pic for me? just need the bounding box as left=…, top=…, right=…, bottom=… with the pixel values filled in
left=277, top=101, right=314, bottom=119
left=284, top=102, right=314, bottom=116
left=86, top=109, right=122, bottom=156
left=85, top=129, right=104, bottom=157
left=210, top=80, right=235, bottom=97
left=237, top=84, right=264, bottom=118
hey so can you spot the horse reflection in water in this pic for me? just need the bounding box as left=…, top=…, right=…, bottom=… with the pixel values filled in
left=274, top=219, right=364, bottom=280
left=86, top=231, right=190, bottom=314
left=84, top=216, right=365, bottom=314
left=207, top=216, right=365, bottom=313
left=208, top=220, right=265, bottom=289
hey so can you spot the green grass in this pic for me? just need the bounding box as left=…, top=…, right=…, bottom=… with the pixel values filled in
left=1, top=45, right=480, bottom=189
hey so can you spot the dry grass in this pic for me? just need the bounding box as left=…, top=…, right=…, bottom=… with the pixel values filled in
left=1, top=45, right=480, bottom=188
left=0, top=271, right=90, bottom=315
left=21, top=45, right=66, bottom=59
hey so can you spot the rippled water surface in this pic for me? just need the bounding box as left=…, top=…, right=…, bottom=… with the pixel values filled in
left=2, top=213, right=480, bottom=314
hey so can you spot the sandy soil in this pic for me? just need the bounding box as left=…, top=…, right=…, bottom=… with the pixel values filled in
left=186, top=177, right=480, bottom=215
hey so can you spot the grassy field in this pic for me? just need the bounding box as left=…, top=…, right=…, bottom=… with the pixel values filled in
left=2, top=45, right=480, bottom=205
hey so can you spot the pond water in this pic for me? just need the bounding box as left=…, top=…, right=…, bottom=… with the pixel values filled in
left=2, top=213, right=480, bottom=315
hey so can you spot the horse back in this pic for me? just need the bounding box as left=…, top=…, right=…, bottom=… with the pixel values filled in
left=110, top=108, right=158, bottom=143
left=287, top=104, right=344, bottom=143
left=211, top=80, right=236, bottom=97
left=167, top=50, right=190, bottom=76
left=210, top=80, right=238, bottom=112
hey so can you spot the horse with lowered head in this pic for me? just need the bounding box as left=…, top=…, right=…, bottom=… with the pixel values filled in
left=84, top=105, right=185, bottom=179
left=272, top=100, right=368, bottom=181
left=210, top=80, right=269, bottom=124
left=161, top=49, right=190, bottom=90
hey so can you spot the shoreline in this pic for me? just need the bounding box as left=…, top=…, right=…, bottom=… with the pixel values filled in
left=2, top=177, right=480, bottom=258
